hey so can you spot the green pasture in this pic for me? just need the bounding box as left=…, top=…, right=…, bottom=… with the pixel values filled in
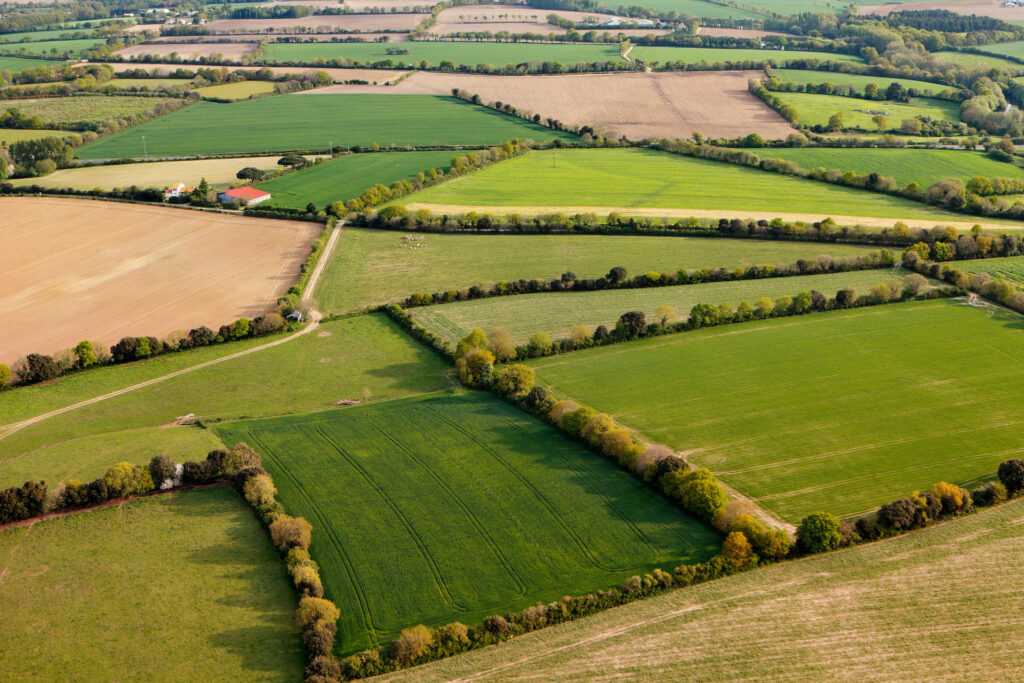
left=317, top=227, right=881, bottom=315
left=0, top=315, right=448, bottom=486
left=934, top=50, right=1021, bottom=70
left=263, top=41, right=623, bottom=67
left=761, top=147, right=1024, bottom=187
left=410, top=269, right=906, bottom=344
left=214, top=391, right=721, bottom=654
left=0, top=127, right=75, bottom=142
left=633, top=46, right=861, bottom=65
left=105, top=77, right=193, bottom=89
left=773, top=92, right=960, bottom=129
left=958, top=255, right=1024, bottom=286
left=392, top=499, right=1024, bottom=682
left=0, top=29, right=96, bottom=43
left=196, top=80, right=277, bottom=99
left=0, top=55, right=65, bottom=72
left=258, top=150, right=454, bottom=210
left=401, top=147, right=974, bottom=221
left=770, top=68, right=950, bottom=95
left=740, top=0, right=850, bottom=13
left=76, top=94, right=573, bottom=158
left=972, top=41, right=1024, bottom=60
left=527, top=299, right=1024, bottom=522
left=0, top=487, right=303, bottom=681
left=5, top=94, right=165, bottom=129
left=0, top=38, right=105, bottom=57
left=620, top=0, right=763, bottom=17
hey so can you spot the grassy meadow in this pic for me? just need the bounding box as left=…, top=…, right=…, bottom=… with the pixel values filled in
left=0, top=128, right=74, bottom=143
left=8, top=94, right=165, bottom=129
left=195, top=80, right=278, bottom=99
left=770, top=68, right=951, bottom=95
left=0, top=38, right=104, bottom=56
left=77, top=95, right=573, bottom=158
left=214, top=391, right=721, bottom=654
left=263, top=41, right=622, bottom=67
left=958, top=255, right=1024, bottom=286
left=11, top=156, right=284, bottom=191
left=258, top=151, right=454, bottom=210
left=410, top=269, right=905, bottom=344
left=624, top=0, right=762, bottom=17
left=633, top=46, right=861, bottom=65
left=315, top=227, right=881, bottom=314
left=971, top=41, right=1024, bottom=60
left=773, top=92, right=960, bottom=129
left=0, top=55, right=65, bottom=72
left=401, top=148, right=972, bottom=220
left=387, top=498, right=1024, bottom=681
left=0, top=487, right=303, bottom=680
left=527, top=299, right=1024, bottom=521
left=935, top=50, right=1022, bottom=70
left=0, top=315, right=448, bottom=486
left=761, top=147, right=1024, bottom=187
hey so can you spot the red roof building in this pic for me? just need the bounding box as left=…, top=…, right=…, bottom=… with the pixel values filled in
left=217, top=186, right=271, bottom=206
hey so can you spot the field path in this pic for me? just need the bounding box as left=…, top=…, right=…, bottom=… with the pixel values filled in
left=0, top=223, right=342, bottom=443
left=403, top=203, right=1024, bottom=231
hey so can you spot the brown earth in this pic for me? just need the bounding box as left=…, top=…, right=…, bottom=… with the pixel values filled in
left=429, top=5, right=651, bottom=35
left=113, top=42, right=257, bottom=60
left=88, top=62, right=408, bottom=83
left=152, top=32, right=398, bottom=42
left=0, top=198, right=320, bottom=365
left=697, top=26, right=788, bottom=39
left=202, top=13, right=427, bottom=33
left=302, top=70, right=795, bottom=140
left=858, top=0, right=1024, bottom=20
left=342, top=0, right=442, bottom=8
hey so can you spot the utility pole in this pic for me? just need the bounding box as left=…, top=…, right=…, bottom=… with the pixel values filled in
left=141, top=135, right=147, bottom=157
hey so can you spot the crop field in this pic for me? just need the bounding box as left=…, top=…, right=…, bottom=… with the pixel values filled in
left=213, top=391, right=721, bottom=654
left=967, top=40, right=1024, bottom=59
left=317, top=227, right=881, bottom=315
left=195, top=80, right=278, bottom=99
left=257, top=150, right=454, bottom=210
left=0, top=314, right=449, bottom=483
left=0, top=487, right=303, bottom=681
left=388, top=498, right=1024, bottom=682
left=76, top=95, right=572, bottom=158
left=772, top=92, right=960, bottom=128
left=204, top=13, right=429, bottom=32
left=0, top=197, right=319, bottom=364
left=761, top=147, right=1024, bottom=187
left=0, top=28, right=97, bottom=42
left=410, top=269, right=907, bottom=344
left=104, top=77, right=193, bottom=89
left=0, top=38, right=104, bottom=56
left=0, top=127, right=74, bottom=142
left=400, top=148, right=972, bottom=221
left=933, top=49, right=1022, bottom=69
left=114, top=42, right=256, bottom=60
left=770, top=68, right=951, bottom=95
left=526, top=299, right=1024, bottom=521
left=10, top=156, right=284, bottom=191
left=631, top=46, right=862, bottom=65
left=354, top=70, right=796, bottom=141
left=0, top=55, right=65, bottom=71
left=616, top=0, right=763, bottom=17
left=6, top=94, right=167, bottom=128
left=958, top=255, right=1024, bottom=285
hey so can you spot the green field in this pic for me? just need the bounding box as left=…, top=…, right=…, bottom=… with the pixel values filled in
left=196, top=80, right=278, bottom=99
left=317, top=228, right=881, bottom=315
left=263, top=41, right=622, bottom=67
left=0, top=55, right=66, bottom=72
left=0, top=38, right=105, bottom=56
left=771, top=68, right=950, bottom=95
left=0, top=487, right=303, bottom=680
left=5, top=94, right=168, bottom=128
left=0, top=315, right=448, bottom=487
left=761, top=147, right=1024, bottom=187
left=400, top=148, right=973, bottom=221
left=958, top=255, right=1024, bottom=286
left=214, top=390, right=721, bottom=654
left=773, top=92, right=960, bottom=129
left=77, top=94, right=573, bottom=158
left=105, top=77, right=193, bottom=89
left=619, top=0, right=763, bottom=17
left=935, top=50, right=1021, bottom=70
left=526, top=299, right=1024, bottom=521
left=972, top=41, right=1024, bottom=60
left=258, top=150, right=454, bottom=210
left=0, top=29, right=96, bottom=43
left=0, top=127, right=75, bottom=142
left=411, top=269, right=905, bottom=344
left=633, top=46, right=861, bottom=65
left=388, top=498, right=1024, bottom=682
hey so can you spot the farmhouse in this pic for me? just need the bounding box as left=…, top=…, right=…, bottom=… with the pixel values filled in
left=163, top=181, right=193, bottom=200
left=217, top=186, right=271, bottom=206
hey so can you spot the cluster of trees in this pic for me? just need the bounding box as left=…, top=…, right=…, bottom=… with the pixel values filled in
left=906, top=257, right=1024, bottom=314
left=759, top=74, right=957, bottom=104
left=7, top=136, right=74, bottom=177
left=2, top=313, right=286, bottom=388
left=403, top=252, right=896, bottom=309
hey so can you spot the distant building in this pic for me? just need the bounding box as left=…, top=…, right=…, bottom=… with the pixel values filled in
left=597, top=16, right=655, bottom=27
left=163, top=182, right=193, bottom=200
left=217, top=186, right=271, bottom=206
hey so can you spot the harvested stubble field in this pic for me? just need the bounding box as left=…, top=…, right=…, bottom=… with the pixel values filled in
left=0, top=487, right=303, bottom=681
left=957, top=255, right=1024, bottom=286
left=7, top=94, right=167, bottom=128
left=76, top=94, right=572, bottom=158
left=202, top=13, right=428, bottom=32
left=264, top=41, right=622, bottom=67
left=400, top=148, right=973, bottom=221
left=383, top=498, right=1024, bottom=682
left=773, top=92, right=961, bottom=128
left=113, top=42, right=256, bottom=60
left=761, top=147, right=1024, bottom=187
left=0, top=315, right=448, bottom=487
left=632, top=46, right=863, bottom=65
left=428, top=5, right=635, bottom=35
left=0, top=197, right=319, bottom=365
left=214, top=391, right=720, bottom=654
left=317, top=228, right=881, bottom=315
left=330, top=69, right=797, bottom=141
left=11, top=156, right=283, bottom=191
left=410, top=270, right=906, bottom=344
left=257, top=150, right=454, bottom=209
left=527, top=299, right=1024, bottom=522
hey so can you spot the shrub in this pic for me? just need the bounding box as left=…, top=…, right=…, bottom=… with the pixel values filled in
left=389, top=624, right=434, bottom=665
left=998, top=459, right=1024, bottom=494
left=0, top=481, right=47, bottom=523
left=103, top=462, right=154, bottom=498
left=181, top=460, right=208, bottom=484
left=22, top=353, right=60, bottom=384
left=243, top=474, right=277, bottom=508
left=270, top=515, right=313, bottom=552
left=222, top=442, right=261, bottom=475
left=580, top=413, right=615, bottom=448
left=495, top=364, right=534, bottom=397
left=662, top=468, right=728, bottom=521
left=524, top=385, right=554, bottom=415
left=855, top=516, right=879, bottom=541
left=972, top=481, right=1007, bottom=507
left=877, top=497, right=918, bottom=530
left=796, top=512, right=842, bottom=553
left=455, top=347, right=494, bottom=385
left=560, top=406, right=597, bottom=437
left=295, top=596, right=340, bottom=630
left=729, top=514, right=792, bottom=560
left=435, top=622, right=470, bottom=651
left=487, top=327, right=516, bottom=361
left=484, top=614, right=509, bottom=634
left=931, top=481, right=971, bottom=515
left=722, top=531, right=753, bottom=566
left=292, top=564, right=324, bottom=598
left=526, top=331, right=553, bottom=357
left=304, top=656, right=341, bottom=682
left=549, top=400, right=580, bottom=424
left=302, top=621, right=336, bottom=657
left=148, top=454, right=177, bottom=489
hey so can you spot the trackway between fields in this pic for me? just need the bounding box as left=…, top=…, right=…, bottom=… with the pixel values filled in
left=0, top=223, right=342, bottom=443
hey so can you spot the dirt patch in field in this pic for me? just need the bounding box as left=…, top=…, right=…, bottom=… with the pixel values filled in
left=858, top=0, right=1024, bottom=20
left=202, top=13, right=427, bottom=33
left=403, top=202, right=1022, bottom=232
left=429, top=5, right=643, bottom=35
left=114, top=42, right=256, bottom=60
left=88, top=62, right=407, bottom=83
left=307, top=70, right=794, bottom=139
left=698, top=26, right=788, bottom=39
left=0, top=197, right=319, bottom=365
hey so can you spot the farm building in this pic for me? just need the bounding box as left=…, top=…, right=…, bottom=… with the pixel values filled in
left=163, top=182, right=193, bottom=200
left=217, top=186, right=271, bottom=206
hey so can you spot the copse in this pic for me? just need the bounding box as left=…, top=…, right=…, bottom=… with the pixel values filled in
left=796, top=512, right=842, bottom=553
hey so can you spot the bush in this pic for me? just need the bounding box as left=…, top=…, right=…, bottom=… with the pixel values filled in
left=0, top=481, right=47, bottom=523
left=389, top=624, right=434, bottom=665
left=435, top=622, right=470, bottom=652
left=148, top=454, right=176, bottom=489
left=796, top=512, right=842, bottom=553
left=972, top=481, right=1007, bottom=507
left=495, top=364, right=534, bottom=398
left=560, top=406, right=596, bottom=437
left=722, top=531, right=753, bottom=566
left=484, top=614, right=509, bottom=634
left=103, top=461, right=154, bottom=498
left=296, top=596, right=341, bottom=630
left=304, top=656, right=342, bottom=682
left=998, top=458, right=1024, bottom=494
left=270, top=515, right=313, bottom=551
left=931, top=481, right=971, bottom=516
left=222, top=442, right=261, bottom=475
left=243, top=474, right=277, bottom=508
left=21, top=353, right=60, bottom=384
left=302, top=621, right=336, bottom=657
left=292, top=564, right=324, bottom=598
left=662, top=468, right=728, bottom=521
left=855, top=516, right=879, bottom=541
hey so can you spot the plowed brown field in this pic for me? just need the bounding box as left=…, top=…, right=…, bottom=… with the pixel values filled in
left=0, top=198, right=319, bottom=365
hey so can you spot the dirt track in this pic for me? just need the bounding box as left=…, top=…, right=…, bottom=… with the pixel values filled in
left=0, top=198, right=319, bottom=365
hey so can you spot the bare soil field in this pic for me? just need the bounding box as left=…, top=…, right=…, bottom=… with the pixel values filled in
left=114, top=42, right=256, bottom=60
left=10, top=156, right=285, bottom=191
left=310, top=70, right=795, bottom=139
left=0, top=197, right=319, bottom=365
left=698, top=26, right=787, bottom=38
left=343, top=0, right=442, bottom=8
left=202, top=13, right=428, bottom=33
left=90, top=62, right=408, bottom=83
left=430, top=5, right=634, bottom=35
left=858, top=0, right=1024, bottom=20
